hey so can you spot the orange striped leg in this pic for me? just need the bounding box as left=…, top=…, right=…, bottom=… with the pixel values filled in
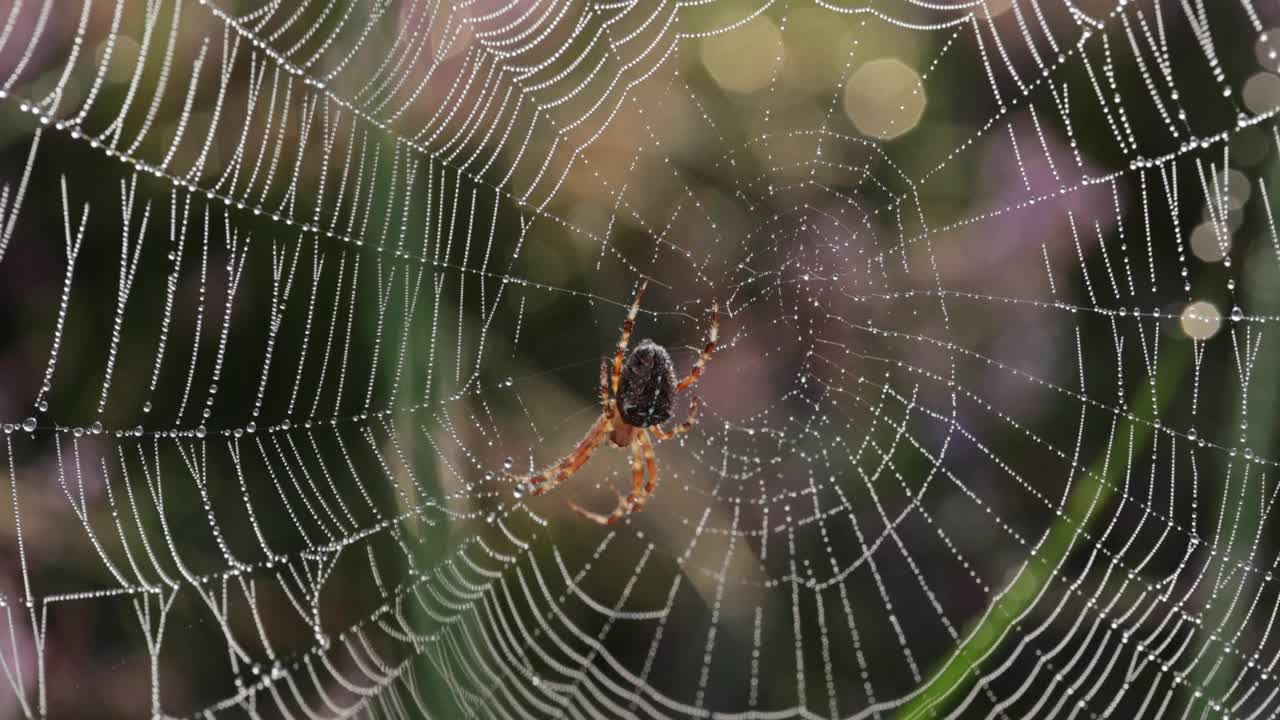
left=650, top=396, right=698, bottom=442
left=519, top=414, right=611, bottom=497
left=636, top=429, right=658, bottom=501
left=599, top=357, right=613, bottom=412
left=675, top=301, right=718, bottom=393
left=611, top=279, right=649, bottom=395
left=569, top=436, right=646, bottom=525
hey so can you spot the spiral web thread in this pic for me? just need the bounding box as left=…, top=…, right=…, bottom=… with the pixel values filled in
left=0, top=0, right=1279, bottom=717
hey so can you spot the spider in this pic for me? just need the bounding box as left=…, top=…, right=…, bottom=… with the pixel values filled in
left=508, top=279, right=718, bottom=525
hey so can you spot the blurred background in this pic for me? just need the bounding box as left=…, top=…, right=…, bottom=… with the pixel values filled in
left=1, top=0, right=1280, bottom=717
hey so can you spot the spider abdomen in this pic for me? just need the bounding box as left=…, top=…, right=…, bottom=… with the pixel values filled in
left=617, top=339, right=677, bottom=427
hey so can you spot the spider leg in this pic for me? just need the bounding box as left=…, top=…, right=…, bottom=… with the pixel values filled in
left=611, top=279, right=649, bottom=395
left=515, top=354, right=619, bottom=503
left=568, top=435, right=645, bottom=525
left=675, top=300, right=719, bottom=393
left=650, top=395, right=698, bottom=442
left=635, top=429, right=659, bottom=502
left=515, top=414, right=611, bottom=497
left=599, top=358, right=613, bottom=413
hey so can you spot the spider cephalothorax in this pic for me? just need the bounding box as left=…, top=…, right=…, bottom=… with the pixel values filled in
left=507, top=279, right=719, bottom=525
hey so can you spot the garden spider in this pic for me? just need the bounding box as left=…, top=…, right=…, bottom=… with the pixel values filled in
left=509, top=279, right=719, bottom=525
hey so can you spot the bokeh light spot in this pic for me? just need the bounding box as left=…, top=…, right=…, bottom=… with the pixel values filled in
left=1224, top=168, right=1252, bottom=209
left=701, top=18, right=783, bottom=95
left=983, top=0, right=1016, bottom=17
left=1244, top=72, right=1280, bottom=114
left=843, top=58, right=926, bottom=140
left=1181, top=300, right=1222, bottom=340
left=1189, top=222, right=1230, bottom=263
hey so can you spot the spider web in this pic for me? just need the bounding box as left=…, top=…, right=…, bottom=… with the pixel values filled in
left=0, top=0, right=1278, bottom=717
